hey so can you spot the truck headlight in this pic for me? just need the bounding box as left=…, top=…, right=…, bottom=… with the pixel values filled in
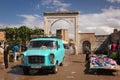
left=50, top=54, right=55, bottom=64
left=20, top=54, right=24, bottom=63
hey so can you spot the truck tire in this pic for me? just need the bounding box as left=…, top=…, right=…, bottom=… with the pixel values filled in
left=60, top=62, right=63, bottom=66
left=23, top=67, right=30, bottom=75
left=60, top=57, right=65, bottom=66
left=52, top=64, right=58, bottom=74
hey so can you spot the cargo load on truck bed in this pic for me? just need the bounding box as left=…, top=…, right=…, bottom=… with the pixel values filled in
left=90, top=54, right=120, bottom=71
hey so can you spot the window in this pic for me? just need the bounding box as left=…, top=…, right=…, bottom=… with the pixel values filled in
left=29, top=40, right=57, bottom=49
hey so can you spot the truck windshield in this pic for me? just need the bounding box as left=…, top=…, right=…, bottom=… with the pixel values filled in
left=28, top=40, right=57, bottom=49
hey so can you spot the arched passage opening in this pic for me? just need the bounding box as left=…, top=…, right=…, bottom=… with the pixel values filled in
left=50, top=20, right=74, bottom=41
left=82, top=40, right=91, bottom=54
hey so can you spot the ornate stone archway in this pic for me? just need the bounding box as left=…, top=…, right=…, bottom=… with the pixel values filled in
left=44, top=11, right=79, bottom=54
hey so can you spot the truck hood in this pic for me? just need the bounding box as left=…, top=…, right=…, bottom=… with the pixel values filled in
left=23, top=48, right=57, bottom=56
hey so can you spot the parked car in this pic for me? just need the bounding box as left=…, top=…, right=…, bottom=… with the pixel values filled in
left=20, top=37, right=65, bottom=74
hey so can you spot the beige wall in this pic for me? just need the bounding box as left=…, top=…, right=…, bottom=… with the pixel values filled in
left=0, top=32, right=6, bottom=41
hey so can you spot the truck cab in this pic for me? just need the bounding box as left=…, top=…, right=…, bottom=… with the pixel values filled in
left=20, top=37, right=65, bottom=74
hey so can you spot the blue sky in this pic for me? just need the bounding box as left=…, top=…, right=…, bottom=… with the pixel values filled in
left=0, top=0, right=120, bottom=35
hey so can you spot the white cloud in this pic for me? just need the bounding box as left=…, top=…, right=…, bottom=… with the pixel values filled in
left=0, top=23, right=22, bottom=29
left=42, top=0, right=52, bottom=5
left=0, top=23, right=28, bottom=28
left=0, top=23, right=4, bottom=28
left=107, top=0, right=120, bottom=3
left=78, top=7, right=120, bottom=35
left=0, top=14, right=44, bottom=29
left=35, top=4, right=40, bottom=10
left=18, top=14, right=44, bottom=29
left=42, top=0, right=71, bottom=11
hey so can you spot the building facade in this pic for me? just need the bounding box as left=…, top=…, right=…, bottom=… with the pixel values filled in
left=0, top=32, right=6, bottom=45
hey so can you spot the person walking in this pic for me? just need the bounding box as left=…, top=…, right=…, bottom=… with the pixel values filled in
left=13, top=44, right=19, bottom=62
left=4, top=43, right=9, bottom=69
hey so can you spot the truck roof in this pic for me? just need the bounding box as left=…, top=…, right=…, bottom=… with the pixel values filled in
left=30, top=37, right=61, bottom=41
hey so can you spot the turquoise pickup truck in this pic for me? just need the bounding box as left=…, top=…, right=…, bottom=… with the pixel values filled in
left=20, top=37, right=65, bottom=74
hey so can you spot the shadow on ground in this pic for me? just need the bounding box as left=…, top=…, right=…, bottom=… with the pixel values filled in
left=7, top=65, right=58, bottom=76
left=72, top=60, right=85, bottom=63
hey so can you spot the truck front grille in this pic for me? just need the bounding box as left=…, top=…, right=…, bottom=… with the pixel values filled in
left=28, top=56, right=45, bottom=64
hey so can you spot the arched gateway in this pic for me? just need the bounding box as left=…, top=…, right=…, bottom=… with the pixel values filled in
left=44, top=11, right=79, bottom=55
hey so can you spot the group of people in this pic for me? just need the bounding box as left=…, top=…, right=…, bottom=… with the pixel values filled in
left=108, top=29, right=120, bottom=64
left=0, top=42, right=10, bottom=69
left=0, top=42, right=19, bottom=69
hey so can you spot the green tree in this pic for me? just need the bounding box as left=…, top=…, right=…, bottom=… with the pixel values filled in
left=18, top=26, right=32, bottom=41
left=33, top=28, right=44, bottom=35
left=0, top=26, right=44, bottom=45
left=4, top=27, right=15, bottom=40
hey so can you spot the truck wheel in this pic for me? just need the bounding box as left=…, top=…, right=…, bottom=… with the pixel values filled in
left=60, top=57, right=65, bottom=66
left=60, top=62, right=63, bottom=66
left=23, top=67, right=30, bottom=75
left=52, top=64, right=58, bottom=74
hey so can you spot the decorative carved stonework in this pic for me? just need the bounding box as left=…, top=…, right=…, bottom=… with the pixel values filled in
left=48, top=20, right=51, bottom=23
left=70, top=19, right=73, bottom=22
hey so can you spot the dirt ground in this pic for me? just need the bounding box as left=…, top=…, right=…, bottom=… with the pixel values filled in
left=0, top=49, right=120, bottom=80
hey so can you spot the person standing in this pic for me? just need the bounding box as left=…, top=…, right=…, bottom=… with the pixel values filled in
left=13, top=44, right=19, bottom=62
left=117, top=40, right=120, bottom=64
left=4, top=43, right=9, bottom=69
left=85, top=46, right=91, bottom=62
left=84, top=46, right=91, bottom=74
